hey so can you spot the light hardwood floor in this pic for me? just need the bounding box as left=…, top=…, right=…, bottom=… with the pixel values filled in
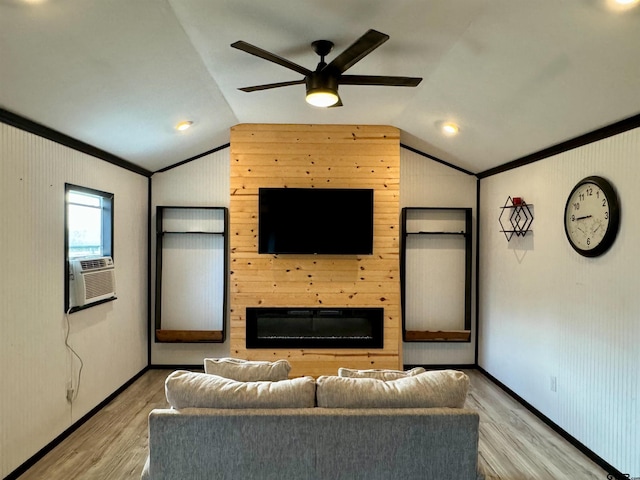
left=464, top=371, right=611, bottom=479
left=17, top=369, right=612, bottom=480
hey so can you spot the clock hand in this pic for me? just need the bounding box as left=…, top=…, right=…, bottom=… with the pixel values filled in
left=576, top=226, right=586, bottom=235
left=593, top=224, right=601, bottom=233
left=576, top=215, right=593, bottom=221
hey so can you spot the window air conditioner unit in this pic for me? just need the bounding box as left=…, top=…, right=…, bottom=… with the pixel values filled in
left=69, top=256, right=116, bottom=308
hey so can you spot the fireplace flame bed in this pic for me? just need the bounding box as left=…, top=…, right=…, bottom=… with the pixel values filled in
left=246, top=307, right=384, bottom=349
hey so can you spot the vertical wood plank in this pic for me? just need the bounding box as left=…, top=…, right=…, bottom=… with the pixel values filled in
left=229, top=124, right=401, bottom=376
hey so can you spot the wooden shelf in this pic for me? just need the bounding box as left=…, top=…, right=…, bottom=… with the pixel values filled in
left=404, top=330, right=471, bottom=342
left=406, top=231, right=466, bottom=236
left=161, top=231, right=224, bottom=235
left=155, top=329, right=224, bottom=343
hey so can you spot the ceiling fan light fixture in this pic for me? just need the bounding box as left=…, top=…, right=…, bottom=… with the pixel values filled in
left=305, top=72, right=339, bottom=107
left=306, top=90, right=339, bottom=107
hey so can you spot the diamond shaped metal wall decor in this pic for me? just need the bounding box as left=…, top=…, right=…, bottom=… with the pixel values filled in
left=499, top=196, right=533, bottom=241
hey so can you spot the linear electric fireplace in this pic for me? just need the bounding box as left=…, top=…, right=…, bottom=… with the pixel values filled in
left=246, top=307, right=384, bottom=349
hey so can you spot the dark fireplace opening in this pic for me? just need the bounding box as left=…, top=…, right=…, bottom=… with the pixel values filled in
left=246, top=307, right=384, bottom=349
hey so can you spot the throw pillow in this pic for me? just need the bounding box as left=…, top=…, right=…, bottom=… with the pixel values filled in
left=338, top=366, right=426, bottom=380
left=165, top=370, right=316, bottom=409
left=316, top=369, right=469, bottom=409
left=203, top=357, right=291, bottom=381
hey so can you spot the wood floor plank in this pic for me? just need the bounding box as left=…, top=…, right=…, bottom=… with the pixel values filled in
left=17, top=368, right=612, bottom=479
left=465, top=370, right=610, bottom=480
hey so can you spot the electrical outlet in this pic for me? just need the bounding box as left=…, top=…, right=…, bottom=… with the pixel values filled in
left=66, top=381, right=74, bottom=402
left=550, top=376, right=557, bottom=392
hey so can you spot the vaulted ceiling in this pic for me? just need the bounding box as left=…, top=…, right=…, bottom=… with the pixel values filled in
left=1, top=0, right=639, bottom=174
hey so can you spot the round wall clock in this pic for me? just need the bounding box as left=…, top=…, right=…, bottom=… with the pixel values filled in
left=564, top=176, right=620, bottom=257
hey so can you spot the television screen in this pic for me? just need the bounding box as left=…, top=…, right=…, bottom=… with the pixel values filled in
left=258, top=188, right=374, bottom=255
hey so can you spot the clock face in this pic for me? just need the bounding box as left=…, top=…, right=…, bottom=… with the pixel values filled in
left=564, top=176, right=620, bottom=257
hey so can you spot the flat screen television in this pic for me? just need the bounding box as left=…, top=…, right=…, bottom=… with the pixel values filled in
left=258, top=188, right=374, bottom=255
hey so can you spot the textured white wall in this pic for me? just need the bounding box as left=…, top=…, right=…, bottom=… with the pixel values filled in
left=0, top=124, right=148, bottom=478
left=150, top=148, right=231, bottom=365
left=400, top=148, right=478, bottom=365
left=478, top=128, right=640, bottom=477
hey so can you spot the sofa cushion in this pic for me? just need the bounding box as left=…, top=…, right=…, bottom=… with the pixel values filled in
left=338, top=366, right=426, bottom=380
left=203, top=357, right=291, bottom=381
left=165, top=370, right=316, bottom=409
left=316, top=369, right=469, bottom=408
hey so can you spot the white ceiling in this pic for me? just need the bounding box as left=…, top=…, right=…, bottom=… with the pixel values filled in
left=1, top=0, right=639, bottom=174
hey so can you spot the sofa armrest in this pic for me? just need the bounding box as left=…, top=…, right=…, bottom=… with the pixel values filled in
left=140, top=455, right=150, bottom=480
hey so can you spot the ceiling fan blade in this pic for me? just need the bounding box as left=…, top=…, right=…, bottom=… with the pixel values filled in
left=339, top=75, right=422, bottom=87
left=325, top=29, right=389, bottom=75
left=231, top=41, right=312, bottom=77
left=238, top=79, right=306, bottom=92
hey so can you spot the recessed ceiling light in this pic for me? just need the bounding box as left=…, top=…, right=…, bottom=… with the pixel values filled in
left=175, top=121, right=193, bottom=131
left=607, top=0, right=639, bottom=9
left=442, top=122, right=460, bottom=136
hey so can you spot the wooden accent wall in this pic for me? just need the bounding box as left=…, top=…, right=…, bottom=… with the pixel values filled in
left=229, top=124, right=401, bottom=377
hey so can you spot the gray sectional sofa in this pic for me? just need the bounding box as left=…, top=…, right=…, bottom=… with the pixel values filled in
left=142, top=406, right=484, bottom=480
left=141, top=361, right=485, bottom=480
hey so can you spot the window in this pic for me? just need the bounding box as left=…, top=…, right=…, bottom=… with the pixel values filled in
left=64, top=184, right=114, bottom=310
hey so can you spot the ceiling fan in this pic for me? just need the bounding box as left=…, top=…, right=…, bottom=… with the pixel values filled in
left=231, top=29, right=422, bottom=107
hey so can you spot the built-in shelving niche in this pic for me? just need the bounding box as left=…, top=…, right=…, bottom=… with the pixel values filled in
left=400, top=207, right=472, bottom=342
left=155, top=206, right=228, bottom=343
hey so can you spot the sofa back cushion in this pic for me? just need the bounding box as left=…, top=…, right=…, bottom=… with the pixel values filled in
left=203, top=357, right=291, bottom=381
left=316, top=369, right=469, bottom=409
left=165, top=370, right=316, bottom=409
left=338, top=367, right=425, bottom=380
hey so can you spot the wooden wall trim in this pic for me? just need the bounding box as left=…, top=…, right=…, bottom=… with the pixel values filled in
left=0, top=107, right=152, bottom=177
left=477, top=112, right=640, bottom=179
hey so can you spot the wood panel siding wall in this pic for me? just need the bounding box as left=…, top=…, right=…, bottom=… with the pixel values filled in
left=229, top=124, right=401, bottom=377
left=478, top=126, right=640, bottom=476
left=0, top=122, right=148, bottom=479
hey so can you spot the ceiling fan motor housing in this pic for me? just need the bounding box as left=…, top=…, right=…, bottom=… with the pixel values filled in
left=306, top=71, right=339, bottom=96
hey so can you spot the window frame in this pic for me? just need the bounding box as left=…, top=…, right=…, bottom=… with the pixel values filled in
left=64, top=183, right=114, bottom=312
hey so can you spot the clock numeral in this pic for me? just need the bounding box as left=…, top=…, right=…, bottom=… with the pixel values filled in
left=602, top=199, right=607, bottom=207
left=571, top=214, right=575, bottom=222
left=587, top=238, right=591, bottom=246
left=579, top=193, right=585, bottom=201
left=605, top=211, right=609, bottom=220
left=586, top=187, right=593, bottom=196
left=573, top=202, right=580, bottom=210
